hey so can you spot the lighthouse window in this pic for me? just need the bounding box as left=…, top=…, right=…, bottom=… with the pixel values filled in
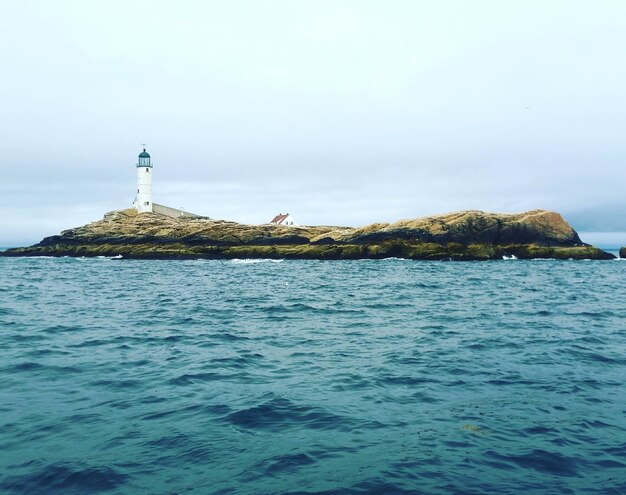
left=146, top=168, right=149, bottom=172
left=145, top=201, right=149, bottom=206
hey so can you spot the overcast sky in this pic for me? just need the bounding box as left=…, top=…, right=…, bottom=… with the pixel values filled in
left=1, top=0, right=625, bottom=246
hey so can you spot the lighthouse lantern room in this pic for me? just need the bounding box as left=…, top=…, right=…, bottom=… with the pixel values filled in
left=134, top=147, right=153, bottom=213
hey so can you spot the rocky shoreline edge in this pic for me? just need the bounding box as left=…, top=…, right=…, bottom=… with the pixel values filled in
left=0, top=209, right=615, bottom=261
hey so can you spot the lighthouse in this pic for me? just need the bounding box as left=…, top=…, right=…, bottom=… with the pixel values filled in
left=134, top=147, right=153, bottom=213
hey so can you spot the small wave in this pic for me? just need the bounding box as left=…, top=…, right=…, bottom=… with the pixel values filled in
left=230, top=258, right=284, bottom=264
left=168, top=367, right=271, bottom=385
left=562, top=349, right=626, bottom=365
left=8, top=361, right=82, bottom=374
left=12, top=361, right=46, bottom=371
left=7, top=333, right=48, bottom=343
left=261, top=302, right=329, bottom=315
left=142, top=432, right=220, bottom=463
left=89, top=379, right=142, bottom=389
left=377, top=374, right=434, bottom=387
left=485, top=449, right=580, bottom=477
left=0, top=463, right=129, bottom=493
left=211, top=353, right=266, bottom=369
left=212, top=332, right=250, bottom=342
left=281, top=479, right=420, bottom=495
left=247, top=452, right=316, bottom=479
left=220, top=396, right=374, bottom=432
left=329, top=373, right=372, bottom=391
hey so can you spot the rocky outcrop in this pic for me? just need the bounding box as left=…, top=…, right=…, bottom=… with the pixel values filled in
left=620, top=247, right=626, bottom=258
left=0, top=208, right=615, bottom=260
left=309, top=210, right=583, bottom=246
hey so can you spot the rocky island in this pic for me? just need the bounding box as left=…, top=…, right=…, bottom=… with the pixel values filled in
left=1, top=209, right=615, bottom=260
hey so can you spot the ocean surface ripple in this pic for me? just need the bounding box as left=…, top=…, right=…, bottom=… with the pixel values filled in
left=0, top=257, right=624, bottom=494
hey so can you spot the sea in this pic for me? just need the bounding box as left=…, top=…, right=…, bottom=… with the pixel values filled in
left=0, top=255, right=624, bottom=495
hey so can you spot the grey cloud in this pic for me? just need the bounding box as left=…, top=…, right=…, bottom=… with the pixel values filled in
left=1, top=1, right=625, bottom=246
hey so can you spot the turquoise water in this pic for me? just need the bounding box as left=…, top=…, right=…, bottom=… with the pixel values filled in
left=0, top=257, right=624, bottom=494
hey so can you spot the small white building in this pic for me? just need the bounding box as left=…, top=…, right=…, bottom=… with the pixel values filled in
left=270, top=213, right=299, bottom=227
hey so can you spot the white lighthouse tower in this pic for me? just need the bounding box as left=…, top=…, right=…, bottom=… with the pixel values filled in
left=134, top=147, right=153, bottom=213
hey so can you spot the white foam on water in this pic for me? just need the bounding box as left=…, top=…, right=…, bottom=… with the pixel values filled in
left=73, top=255, right=123, bottom=261
left=230, top=258, right=285, bottom=264
left=502, top=255, right=518, bottom=260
